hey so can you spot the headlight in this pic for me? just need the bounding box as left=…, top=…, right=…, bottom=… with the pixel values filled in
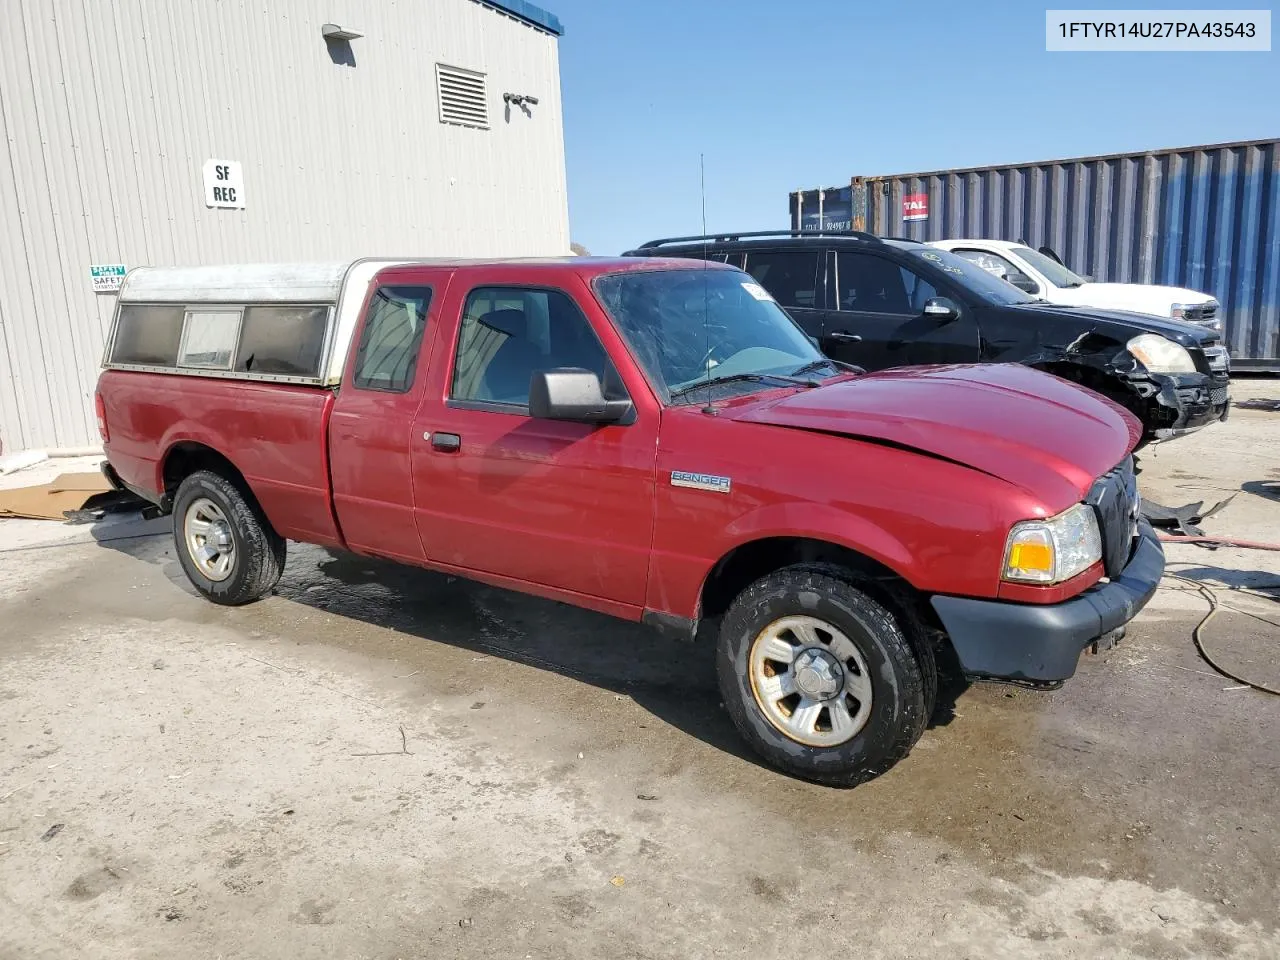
left=1169, top=302, right=1192, bottom=320
left=1003, top=503, right=1102, bottom=584
left=1127, top=333, right=1196, bottom=373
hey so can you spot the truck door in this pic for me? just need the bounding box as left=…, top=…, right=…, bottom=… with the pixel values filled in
left=410, top=272, right=659, bottom=608
left=825, top=250, right=980, bottom=369
left=328, top=267, right=453, bottom=562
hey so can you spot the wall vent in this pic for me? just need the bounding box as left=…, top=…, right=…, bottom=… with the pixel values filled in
left=436, top=64, right=489, bottom=129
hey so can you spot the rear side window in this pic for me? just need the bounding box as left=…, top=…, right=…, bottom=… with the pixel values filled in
left=110, top=305, right=184, bottom=366
left=352, top=286, right=433, bottom=392
left=743, top=251, right=819, bottom=308
left=234, top=306, right=329, bottom=377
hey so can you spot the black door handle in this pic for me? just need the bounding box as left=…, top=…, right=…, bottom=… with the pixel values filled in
left=430, top=432, right=461, bottom=453
left=829, top=331, right=863, bottom=342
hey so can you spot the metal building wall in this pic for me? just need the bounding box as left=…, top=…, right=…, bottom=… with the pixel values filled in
left=791, top=140, right=1280, bottom=367
left=0, top=0, right=569, bottom=453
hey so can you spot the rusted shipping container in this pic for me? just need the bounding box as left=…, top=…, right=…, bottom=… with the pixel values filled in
left=790, top=139, right=1280, bottom=368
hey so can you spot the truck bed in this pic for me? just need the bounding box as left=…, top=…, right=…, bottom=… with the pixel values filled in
left=98, top=371, right=342, bottom=548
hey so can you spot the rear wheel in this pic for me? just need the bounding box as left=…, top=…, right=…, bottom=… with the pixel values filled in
left=172, top=470, right=286, bottom=605
left=717, top=567, right=932, bottom=787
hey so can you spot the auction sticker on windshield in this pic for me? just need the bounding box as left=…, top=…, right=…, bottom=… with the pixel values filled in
left=742, top=281, right=773, bottom=301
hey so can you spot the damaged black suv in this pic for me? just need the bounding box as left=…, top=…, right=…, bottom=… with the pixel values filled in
left=623, top=231, right=1230, bottom=444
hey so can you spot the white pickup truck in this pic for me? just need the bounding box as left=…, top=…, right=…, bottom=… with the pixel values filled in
left=928, top=238, right=1221, bottom=331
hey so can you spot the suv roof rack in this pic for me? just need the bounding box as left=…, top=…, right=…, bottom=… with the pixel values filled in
left=635, top=229, right=883, bottom=250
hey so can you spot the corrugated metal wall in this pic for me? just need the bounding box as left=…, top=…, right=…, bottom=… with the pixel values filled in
left=0, top=0, right=569, bottom=453
left=791, top=140, right=1280, bottom=367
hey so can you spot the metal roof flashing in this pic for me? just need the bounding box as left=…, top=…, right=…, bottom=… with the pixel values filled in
left=479, top=0, right=564, bottom=36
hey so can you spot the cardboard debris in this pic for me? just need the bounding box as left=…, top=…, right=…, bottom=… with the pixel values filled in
left=0, top=472, right=114, bottom=521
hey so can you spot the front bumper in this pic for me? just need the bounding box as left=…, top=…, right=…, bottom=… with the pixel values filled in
left=1138, top=369, right=1230, bottom=440
left=929, top=521, right=1165, bottom=682
left=1154, top=377, right=1230, bottom=438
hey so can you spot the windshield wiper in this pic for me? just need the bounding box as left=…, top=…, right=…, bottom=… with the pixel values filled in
left=791, top=357, right=863, bottom=377
left=668, top=372, right=818, bottom=402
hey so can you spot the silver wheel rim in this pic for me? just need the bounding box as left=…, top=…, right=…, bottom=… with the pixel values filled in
left=748, top=615, right=873, bottom=747
left=183, top=497, right=236, bottom=582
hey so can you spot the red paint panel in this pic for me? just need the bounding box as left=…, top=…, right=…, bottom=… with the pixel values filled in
left=96, top=369, right=340, bottom=547
left=328, top=267, right=454, bottom=563
left=646, top=403, right=1058, bottom=618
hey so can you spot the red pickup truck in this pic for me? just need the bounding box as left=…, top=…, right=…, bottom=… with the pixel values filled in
left=96, top=256, right=1163, bottom=786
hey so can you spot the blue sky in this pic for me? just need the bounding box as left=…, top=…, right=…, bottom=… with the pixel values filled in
left=551, top=0, right=1278, bottom=254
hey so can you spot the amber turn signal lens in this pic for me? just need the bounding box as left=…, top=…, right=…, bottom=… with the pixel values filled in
left=1008, top=541, right=1052, bottom=572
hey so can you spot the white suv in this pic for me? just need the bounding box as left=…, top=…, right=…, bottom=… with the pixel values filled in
left=929, top=238, right=1220, bottom=331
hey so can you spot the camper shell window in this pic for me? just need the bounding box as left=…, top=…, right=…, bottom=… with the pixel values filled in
left=107, top=302, right=332, bottom=382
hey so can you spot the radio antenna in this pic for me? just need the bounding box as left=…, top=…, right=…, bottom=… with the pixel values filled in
left=700, top=153, right=716, bottom=416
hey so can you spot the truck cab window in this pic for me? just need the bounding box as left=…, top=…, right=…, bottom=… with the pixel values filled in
left=743, top=251, right=818, bottom=308
left=352, top=286, right=433, bottom=392
left=451, top=287, right=614, bottom=407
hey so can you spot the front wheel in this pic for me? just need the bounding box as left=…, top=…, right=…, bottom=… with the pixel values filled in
left=717, top=568, right=933, bottom=787
left=172, top=470, right=286, bottom=605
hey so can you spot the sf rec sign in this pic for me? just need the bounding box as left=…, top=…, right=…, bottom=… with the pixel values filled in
left=202, top=159, right=245, bottom=209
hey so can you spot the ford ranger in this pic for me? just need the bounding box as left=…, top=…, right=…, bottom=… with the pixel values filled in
left=96, top=256, right=1163, bottom=786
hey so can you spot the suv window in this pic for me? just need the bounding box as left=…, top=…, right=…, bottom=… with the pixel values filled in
left=352, top=286, right=432, bottom=392
left=743, top=250, right=819, bottom=308
left=899, top=266, right=939, bottom=313
left=451, top=286, right=615, bottom=407
left=833, top=252, right=915, bottom=314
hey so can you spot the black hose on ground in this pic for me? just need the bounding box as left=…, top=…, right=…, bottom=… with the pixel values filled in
left=1162, top=572, right=1280, bottom=697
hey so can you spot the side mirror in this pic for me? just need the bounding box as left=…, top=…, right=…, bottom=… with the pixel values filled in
left=922, top=297, right=961, bottom=323
left=1007, top=274, right=1039, bottom=294
left=529, top=368, right=632, bottom=424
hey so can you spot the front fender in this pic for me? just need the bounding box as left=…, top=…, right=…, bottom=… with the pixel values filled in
left=644, top=500, right=925, bottom=623
left=719, top=502, right=918, bottom=583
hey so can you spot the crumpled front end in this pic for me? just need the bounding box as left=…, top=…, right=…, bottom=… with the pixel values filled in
left=1125, top=342, right=1231, bottom=441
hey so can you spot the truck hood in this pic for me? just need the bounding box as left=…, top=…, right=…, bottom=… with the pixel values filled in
left=1051, top=282, right=1213, bottom=315
left=729, top=363, right=1139, bottom=508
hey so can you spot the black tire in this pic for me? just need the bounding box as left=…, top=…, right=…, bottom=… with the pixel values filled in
left=717, top=567, right=932, bottom=787
left=794, top=562, right=939, bottom=722
left=171, top=470, right=286, bottom=606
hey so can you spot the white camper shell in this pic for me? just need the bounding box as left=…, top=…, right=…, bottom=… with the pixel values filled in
left=103, top=260, right=428, bottom=386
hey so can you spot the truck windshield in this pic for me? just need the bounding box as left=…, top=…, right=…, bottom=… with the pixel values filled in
left=1011, top=246, right=1088, bottom=288
left=594, top=269, right=825, bottom=403
left=889, top=243, right=1040, bottom=306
